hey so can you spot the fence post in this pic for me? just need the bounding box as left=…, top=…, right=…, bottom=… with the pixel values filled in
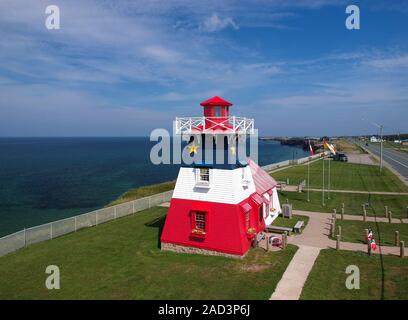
left=331, top=222, right=335, bottom=238
left=363, top=207, right=367, bottom=222
left=338, top=226, right=342, bottom=240
left=333, top=209, right=337, bottom=220
left=50, top=223, right=53, bottom=240
left=395, top=231, right=400, bottom=246
left=400, top=241, right=405, bottom=258
left=74, top=216, right=77, bottom=232
left=388, top=211, right=392, bottom=223
left=24, top=228, right=27, bottom=247
left=114, top=206, right=117, bottom=220
left=406, top=206, right=408, bottom=219
left=282, top=232, right=287, bottom=249
left=385, top=206, right=388, bottom=218
left=133, top=201, right=135, bottom=215
left=96, top=211, right=98, bottom=226
left=149, top=196, right=151, bottom=208
left=336, top=234, right=340, bottom=250
left=341, top=203, right=344, bottom=220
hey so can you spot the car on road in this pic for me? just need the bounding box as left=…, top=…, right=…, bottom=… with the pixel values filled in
left=333, top=153, right=348, bottom=162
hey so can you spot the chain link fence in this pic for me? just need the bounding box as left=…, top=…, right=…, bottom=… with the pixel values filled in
left=0, top=190, right=173, bottom=257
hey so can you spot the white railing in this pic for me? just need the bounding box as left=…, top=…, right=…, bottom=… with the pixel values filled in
left=0, top=190, right=173, bottom=257
left=175, top=116, right=254, bottom=135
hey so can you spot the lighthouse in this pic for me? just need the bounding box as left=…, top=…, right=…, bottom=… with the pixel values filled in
left=160, top=96, right=281, bottom=258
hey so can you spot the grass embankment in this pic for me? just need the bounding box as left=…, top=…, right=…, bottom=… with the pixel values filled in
left=109, top=181, right=175, bottom=206
left=0, top=207, right=297, bottom=300
left=301, top=249, right=408, bottom=300
left=273, top=160, right=408, bottom=193
left=335, top=139, right=366, bottom=154
left=272, top=215, right=309, bottom=230
left=278, top=191, right=408, bottom=219
left=330, top=220, right=408, bottom=247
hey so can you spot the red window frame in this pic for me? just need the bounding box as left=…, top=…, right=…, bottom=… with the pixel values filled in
left=190, top=210, right=208, bottom=237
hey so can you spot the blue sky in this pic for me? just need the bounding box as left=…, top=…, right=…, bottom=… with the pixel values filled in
left=0, top=0, right=407, bottom=137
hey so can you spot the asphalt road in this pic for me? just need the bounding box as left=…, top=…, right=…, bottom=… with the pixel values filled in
left=363, top=143, right=408, bottom=183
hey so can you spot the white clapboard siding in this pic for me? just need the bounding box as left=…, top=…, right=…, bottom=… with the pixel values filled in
left=172, top=166, right=256, bottom=205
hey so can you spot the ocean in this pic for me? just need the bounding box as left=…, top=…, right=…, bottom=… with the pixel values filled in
left=0, top=137, right=308, bottom=236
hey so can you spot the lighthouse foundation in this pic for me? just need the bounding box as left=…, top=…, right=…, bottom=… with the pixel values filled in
left=161, top=242, right=247, bottom=259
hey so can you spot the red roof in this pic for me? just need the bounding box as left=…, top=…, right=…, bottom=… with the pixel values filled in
left=248, top=159, right=278, bottom=195
left=200, top=96, right=233, bottom=107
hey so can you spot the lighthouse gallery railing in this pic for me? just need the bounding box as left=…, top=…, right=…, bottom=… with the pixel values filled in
left=175, top=116, right=254, bottom=135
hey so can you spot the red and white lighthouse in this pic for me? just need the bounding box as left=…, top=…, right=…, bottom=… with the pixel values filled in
left=160, top=96, right=281, bottom=258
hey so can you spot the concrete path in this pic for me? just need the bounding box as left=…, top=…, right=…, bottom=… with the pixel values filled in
left=336, top=212, right=405, bottom=224
left=270, top=245, right=321, bottom=300
left=290, top=210, right=407, bottom=256
left=283, top=187, right=408, bottom=196
left=346, top=153, right=376, bottom=165
left=269, top=209, right=407, bottom=300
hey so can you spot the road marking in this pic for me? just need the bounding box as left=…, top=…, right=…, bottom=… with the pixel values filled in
left=369, top=146, right=408, bottom=169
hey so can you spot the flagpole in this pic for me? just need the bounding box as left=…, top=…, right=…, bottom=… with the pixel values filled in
left=328, top=153, right=331, bottom=200
left=322, top=151, right=325, bottom=206
left=307, top=157, right=310, bottom=202
left=307, top=140, right=311, bottom=202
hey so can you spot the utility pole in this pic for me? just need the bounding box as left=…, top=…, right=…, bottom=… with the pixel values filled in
left=322, top=152, right=325, bottom=206
left=362, top=118, right=384, bottom=173
left=380, top=124, right=383, bottom=172
left=328, top=153, right=331, bottom=199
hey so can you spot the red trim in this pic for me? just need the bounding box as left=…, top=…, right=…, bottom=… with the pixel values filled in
left=251, top=193, right=264, bottom=206
left=240, top=203, right=252, bottom=212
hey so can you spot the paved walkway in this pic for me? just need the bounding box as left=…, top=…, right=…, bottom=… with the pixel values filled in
left=346, top=153, right=376, bottom=166
left=270, top=245, right=321, bottom=300
left=290, top=210, right=407, bottom=255
left=283, top=187, right=408, bottom=196
left=269, top=209, right=406, bottom=300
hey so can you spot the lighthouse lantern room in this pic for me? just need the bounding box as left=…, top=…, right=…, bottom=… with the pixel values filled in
left=161, top=96, right=281, bottom=258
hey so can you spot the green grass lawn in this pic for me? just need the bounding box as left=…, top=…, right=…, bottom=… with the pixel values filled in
left=272, top=214, right=309, bottom=230
left=272, top=160, right=408, bottom=192
left=301, top=249, right=408, bottom=300
left=0, top=207, right=297, bottom=300
left=109, top=181, right=175, bottom=206
left=279, top=190, right=408, bottom=219
left=330, top=220, right=408, bottom=247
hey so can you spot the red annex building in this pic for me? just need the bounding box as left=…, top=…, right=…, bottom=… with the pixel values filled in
left=161, top=97, right=281, bottom=258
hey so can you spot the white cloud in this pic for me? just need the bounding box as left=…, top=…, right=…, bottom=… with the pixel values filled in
left=364, top=55, right=408, bottom=69
left=200, top=13, right=239, bottom=32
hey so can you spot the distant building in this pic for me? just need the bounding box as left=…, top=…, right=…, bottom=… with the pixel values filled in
left=370, top=136, right=378, bottom=143
left=394, top=140, right=402, bottom=144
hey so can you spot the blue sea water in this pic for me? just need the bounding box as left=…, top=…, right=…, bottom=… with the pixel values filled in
left=0, top=137, right=308, bottom=236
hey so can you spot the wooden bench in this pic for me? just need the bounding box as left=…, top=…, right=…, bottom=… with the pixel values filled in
left=293, top=220, right=305, bottom=233
left=265, top=226, right=292, bottom=235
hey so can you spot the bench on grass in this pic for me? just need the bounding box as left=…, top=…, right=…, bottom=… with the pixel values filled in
left=293, top=220, right=305, bottom=233
left=265, top=226, right=292, bottom=235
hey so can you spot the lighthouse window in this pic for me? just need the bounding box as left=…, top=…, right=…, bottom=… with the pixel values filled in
left=213, top=106, right=222, bottom=117
left=195, top=212, right=206, bottom=231
left=198, top=168, right=210, bottom=182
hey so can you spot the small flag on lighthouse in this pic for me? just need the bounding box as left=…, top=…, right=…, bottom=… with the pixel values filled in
left=309, top=140, right=314, bottom=156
